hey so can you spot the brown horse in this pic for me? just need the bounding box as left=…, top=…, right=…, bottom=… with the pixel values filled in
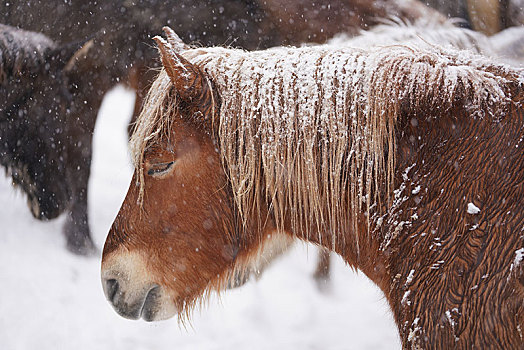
left=102, top=28, right=524, bottom=348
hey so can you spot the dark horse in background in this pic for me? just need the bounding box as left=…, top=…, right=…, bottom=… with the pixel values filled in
left=0, top=0, right=438, bottom=255
left=425, top=0, right=523, bottom=35
left=0, top=24, right=83, bottom=229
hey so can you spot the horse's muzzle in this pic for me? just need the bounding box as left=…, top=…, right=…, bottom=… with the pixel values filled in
left=102, top=276, right=160, bottom=321
left=101, top=250, right=178, bottom=321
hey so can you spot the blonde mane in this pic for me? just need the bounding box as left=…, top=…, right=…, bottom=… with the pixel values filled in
left=131, top=39, right=516, bottom=254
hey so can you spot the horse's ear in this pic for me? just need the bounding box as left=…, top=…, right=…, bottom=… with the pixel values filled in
left=63, top=39, right=94, bottom=72
left=153, top=32, right=203, bottom=102
left=162, top=26, right=190, bottom=52
left=46, top=39, right=94, bottom=72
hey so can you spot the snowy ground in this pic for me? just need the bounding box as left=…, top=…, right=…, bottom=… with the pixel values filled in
left=0, top=86, right=399, bottom=350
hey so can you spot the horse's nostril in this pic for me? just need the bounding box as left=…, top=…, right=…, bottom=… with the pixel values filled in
left=141, top=285, right=161, bottom=321
left=104, top=278, right=119, bottom=302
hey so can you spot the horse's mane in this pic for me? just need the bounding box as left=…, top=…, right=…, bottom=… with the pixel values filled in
left=0, top=24, right=56, bottom=85
left=329, top=19, right=493, bottom=56
left=132, top=39, right=519, bottom=254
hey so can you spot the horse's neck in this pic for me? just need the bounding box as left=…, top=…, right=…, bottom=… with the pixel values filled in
left=203, top=45, right=522, bottom=295
left=296, top=94, right=522, bottom=302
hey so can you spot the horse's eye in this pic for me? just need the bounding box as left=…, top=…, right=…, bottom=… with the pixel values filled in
left=147, top=161, right=175, bottom=176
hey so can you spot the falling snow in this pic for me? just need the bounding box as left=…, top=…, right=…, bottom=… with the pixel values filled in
left=1, top=5, right=523, bottom=348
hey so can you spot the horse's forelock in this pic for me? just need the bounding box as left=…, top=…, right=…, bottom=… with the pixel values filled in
left=129, top=49, right=223, bottom=204
left=130, top=69, right=180, bottom=202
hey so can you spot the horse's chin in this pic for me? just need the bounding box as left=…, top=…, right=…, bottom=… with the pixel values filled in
left=27, top=197, right=56, bottom=220
left=5, top=165, right=68, bottom=220
left=26, top=192, right=66, bottom=220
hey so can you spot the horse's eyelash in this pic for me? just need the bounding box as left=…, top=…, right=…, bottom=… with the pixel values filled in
left=147, top=161, right=175, bottom=176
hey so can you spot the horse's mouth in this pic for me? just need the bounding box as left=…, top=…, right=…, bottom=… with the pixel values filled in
left=5, top=165, right=68, bottom=219
left=26, top=192, right=64, bottom=220
left=27, top=195, right=42, bottom=219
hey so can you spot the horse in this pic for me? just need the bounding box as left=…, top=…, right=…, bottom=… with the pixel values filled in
left=424, top=0, right=523, bottom=35
left=0, top=24, right=94, bottom=251
left=101, top=27, right=524, bottom=348
left=1, top=0, right=442, bottom=255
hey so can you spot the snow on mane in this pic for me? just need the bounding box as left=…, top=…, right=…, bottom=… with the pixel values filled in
left=131, top=38, right=518, bottom=252
left=328, top=20, right=493, bottom=55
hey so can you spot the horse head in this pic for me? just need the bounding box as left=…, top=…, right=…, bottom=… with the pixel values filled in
left=0, top=25, right=87, bottom=220
left=101, top=28, right=279, bottom=321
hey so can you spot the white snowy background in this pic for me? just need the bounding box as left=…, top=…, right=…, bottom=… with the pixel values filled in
left=0, top=86, right=399, bottom=349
